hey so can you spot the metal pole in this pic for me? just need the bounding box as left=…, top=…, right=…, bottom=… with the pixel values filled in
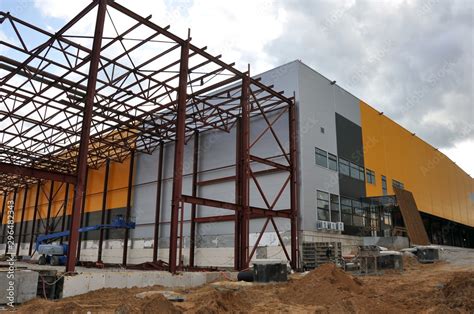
left=4, top=188, right=17, bottom=254
left=289, top=98, right=299, bottom=270
left=66, top=0, right=107, bottom=272
left=29, top=182, right=41, bottom=256
left=77, top=168, right=89, bottom=261
left=97, top=159, right=110, bottom=263
left=60, top=184, right=70, bottom=244
left=45, top=181, right=54, bottom=235
left=234, top=118, right=242, bottom=270
left=169, top=38, right=190, bottom=273
left=0, top=192, right=7, bottom=230
left=189, top=130, right=199, bottom=267
left=153, top=142, right=164, bottom=262
left=239, top=74, right=250, bottom=270
left=16, top=186, right=28, bottom=256
left=122, top=152, right=135, bottom=266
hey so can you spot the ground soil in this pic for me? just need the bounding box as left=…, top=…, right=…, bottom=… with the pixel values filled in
left=17, top=251, right=474, bottom=314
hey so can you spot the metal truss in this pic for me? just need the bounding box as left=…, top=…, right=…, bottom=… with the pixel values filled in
left=0, top=0, right=299, bottom=273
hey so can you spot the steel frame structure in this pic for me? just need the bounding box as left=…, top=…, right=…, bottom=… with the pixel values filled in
left=0, top=0, right=299, bottom=273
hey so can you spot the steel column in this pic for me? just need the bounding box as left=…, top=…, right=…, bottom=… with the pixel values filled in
left=234, top=118, right=242, bottom=270
left=169, top=39, right=190, bottom=273
left=4, top=188, right=17, bottom=254
left=0, top=193, right=7, bottom=229
left=288, top=98, right=299, bottom=269
left=97, top=159, right=110, bottom=263
left=45, top=181, right=54, bottom=235
left=153, top=142, right=164, bottom=262
left=122, top=152, right=135, bottom=266
left=28, top=182, right=41, bottom=256
left=60, top=183, right=70, bottom=244
left=16, top=186, right=28, bottom=256
left=189, top=131, right=199, bottom=267
left=239, top=75, right=251, bottom=269
left=66, top=0, right=107, bottom=273
left=76, top=168, right=89, bottom=261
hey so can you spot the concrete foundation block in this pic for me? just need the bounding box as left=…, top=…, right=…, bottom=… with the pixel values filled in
left=0, top=269, right=38, bottom=305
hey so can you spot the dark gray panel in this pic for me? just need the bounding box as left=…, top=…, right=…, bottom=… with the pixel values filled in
left=335, top=113, right=366, bottom=199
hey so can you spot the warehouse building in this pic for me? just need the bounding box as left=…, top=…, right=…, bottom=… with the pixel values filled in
left=2, top=60, right=472, bottom=269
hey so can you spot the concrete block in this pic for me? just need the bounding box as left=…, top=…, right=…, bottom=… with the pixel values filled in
left=0, top=269, right=38, bottom=305
left=62, top=274, right=90, bottom=298
left=104, top=272, right=128, bottom=289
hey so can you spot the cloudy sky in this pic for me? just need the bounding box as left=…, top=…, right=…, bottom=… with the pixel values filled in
left=2, top=0, right=473, bottom=175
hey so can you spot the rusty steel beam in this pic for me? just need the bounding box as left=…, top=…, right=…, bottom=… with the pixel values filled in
left=0, top=163, right=76, bottom=184
left=289, top=98, right=299, bottom=269
left=239, top=75, right=251, bottom=270
left=97, top=159, right=110, bottom=263
left=45, top=181, right=54, bottom=235
left=16, top=185, right=28, bottom=256
left=193, top=210, right=291, bottom=223
left=234, top=118, right=242, bottom=270
left=66, top=0, right=107, bottom=272
left=169, top=39, right=190, bottom=273
left=249, top=155, right=290, bottom=172
left=122, top=152, right=135, bottom=266
left=153, top=142, right=164, bottom=262
left=28, top=182, right=41, bottom=256
left=0, top=192, right=7, bottom=228
left=189, top=131, right=199, bottom=267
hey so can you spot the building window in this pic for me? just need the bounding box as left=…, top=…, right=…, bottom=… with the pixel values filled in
left=352, top=200, right=365, bottom=227
left=392, top=179, right=404, bottom=189
left=317, top=190, right=330, bottom=221
left=339, top=158, right=350, bottom=176
left=330, top=194, right=340, bottom=222
left=382, top=175, right=387, bottom=195
left=341, top=197, right=352, bottom=226
left=328, top=153, right=338, bottom=171
left=349, top=163, right=365, bottom=181
left=366, top=169, right=376, bottom=184
left=315, top=147, right=328, bottom=168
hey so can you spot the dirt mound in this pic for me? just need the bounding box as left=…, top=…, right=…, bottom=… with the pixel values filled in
left=141, top=294, right=182, bottom=314
left=402, top=252, right=420, bottom=270
left=190, top=288, right=251, bottom=313
left=442, top=272, right=474, bottom=311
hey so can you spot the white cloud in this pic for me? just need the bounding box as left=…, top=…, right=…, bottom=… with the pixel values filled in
left=440, top=139, right=474, bottom=177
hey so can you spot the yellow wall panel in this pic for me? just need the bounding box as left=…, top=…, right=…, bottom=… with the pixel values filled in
left=360, top=101, right=473, bottom=227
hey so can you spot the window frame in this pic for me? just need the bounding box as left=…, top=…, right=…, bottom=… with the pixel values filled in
left=382, top=175, right=387, bottom=195
left=338, top=158, right=350, bottom=176
left=366, top=169, right=376, bottom=184
left=315, top=147, right=328, bottom=168
left=328, top=153, right=338, bottom=171
left=316, top=190, right=330, bottom=221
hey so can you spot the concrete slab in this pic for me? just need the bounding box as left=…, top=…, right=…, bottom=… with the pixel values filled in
left=0, top=269, right=38, bottom=305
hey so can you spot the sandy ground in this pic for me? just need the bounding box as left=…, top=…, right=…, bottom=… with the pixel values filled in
left=16, top=247, right=474, bottom=313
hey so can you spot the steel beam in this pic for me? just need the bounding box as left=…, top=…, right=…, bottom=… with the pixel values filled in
left=153, top=142, right=164, bottom=262
left=28, top=182, right=41, bottom=256
left=189, top=131, right=199, bottom=267
left=234, top=118, right=242, bottom=270
left=0, top=163, right=76, bottom=184
left=122, top=152, right=135, bottom=266
left=169, top=39, right=190, bottom=273
left=4, top=188, right=17, bottom=254
left=97, top=159, right=110, bottom=263
left=45, top=181, right=54, bottom=235
left=0, top=193, right=7, bottom=228
left=66, top=0, right=107, bottom=272
left=16, top=186, right=28, bottom=256
left=239, top=75, right=251, bottom=270
left=288, top=98, right=299, bottom=269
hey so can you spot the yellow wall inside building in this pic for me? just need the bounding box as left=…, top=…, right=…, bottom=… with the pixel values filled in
left=2, top=157, right=132, bottom=224
left=360, top=101, right=474, bottom=227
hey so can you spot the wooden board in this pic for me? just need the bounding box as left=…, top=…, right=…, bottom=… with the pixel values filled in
left=394, top=187, right=430, bottom=245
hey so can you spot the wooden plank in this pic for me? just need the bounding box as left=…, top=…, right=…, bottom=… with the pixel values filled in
left=394, top=187, right=430, bottom=245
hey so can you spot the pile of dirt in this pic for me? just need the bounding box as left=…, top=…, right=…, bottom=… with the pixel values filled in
left=441, top=272, right=474, bottom=312
left=185, top=286, right=252, bottom=313
left=402, top=252, right=420, bottom=270
left=278, top=263, right=385, bottom=312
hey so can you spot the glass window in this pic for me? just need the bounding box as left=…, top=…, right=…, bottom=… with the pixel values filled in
left=315, top=147, right=328, bottom=168
left=339, top=158, right=350, bottom=176
left=328, top=153, right=338, bottom=171
left=330, top=194, right=340, bottom=222
left=352, top=200, right=365, bottom=227
left=366, top=169, right=376, bottom=184
left=348, top=162, right=365, bottom=181
left=341, top=197, right=352, bottom=225
left=382, top=175, right=387, bottom=196
left=317, top=190, right=330, bottom=221
left=392, top=179, right=404, bottom=189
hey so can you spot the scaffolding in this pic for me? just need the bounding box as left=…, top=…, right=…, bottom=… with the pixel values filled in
left=0, top=0, right=299, bottom=273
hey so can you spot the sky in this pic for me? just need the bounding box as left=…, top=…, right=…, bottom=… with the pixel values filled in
left=1, top=0, right=473, bottom=176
